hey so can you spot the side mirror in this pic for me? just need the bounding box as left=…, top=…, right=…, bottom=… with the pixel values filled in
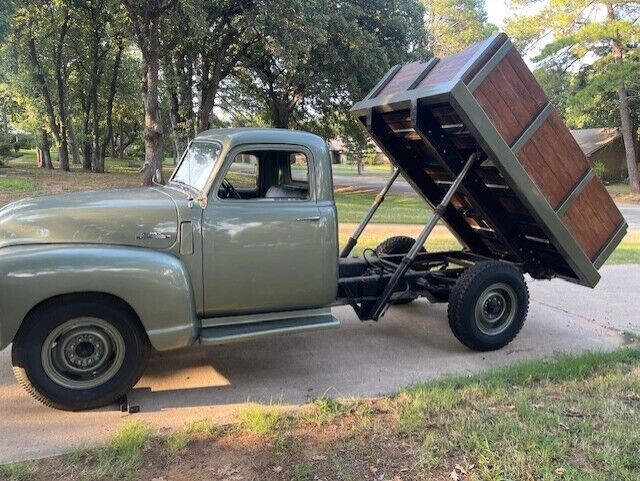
left=153, top=169, right=163, bottom=185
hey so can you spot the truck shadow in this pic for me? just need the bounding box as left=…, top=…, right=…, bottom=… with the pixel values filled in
left=127, top=303, right=469, bottom=412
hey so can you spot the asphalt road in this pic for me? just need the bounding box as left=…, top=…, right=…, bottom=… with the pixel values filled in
left=1, top=265, right=639, bottom=464
left=333, top=174, right=640, bottom=229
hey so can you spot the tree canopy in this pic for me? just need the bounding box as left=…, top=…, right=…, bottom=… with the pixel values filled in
left=506, top=0, right=640, bottom=191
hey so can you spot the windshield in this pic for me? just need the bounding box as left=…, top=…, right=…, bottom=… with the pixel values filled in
left=171, top=141, right=222, bottom=192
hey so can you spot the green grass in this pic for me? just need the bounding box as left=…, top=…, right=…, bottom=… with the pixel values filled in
left=606, top=182, right=631, bottom=197
left=331, top=163, right=392, bottom=176
left=608, top=242, right=640, bottom=264
left=237, top=405, right=289, bottom=435
left=335, top=188, right=431, bottom=224
left=0, top=176, right=37, bottom=191
left=0, top=462, right=37, bottom=481
left=61, top=421, right=152, bottom=480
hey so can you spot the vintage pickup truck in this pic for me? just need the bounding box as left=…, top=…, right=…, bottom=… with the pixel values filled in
left=0, top=33, right=627, bottom=411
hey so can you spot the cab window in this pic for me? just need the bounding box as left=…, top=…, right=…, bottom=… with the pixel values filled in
left=218, top=149, right=311, bottom=201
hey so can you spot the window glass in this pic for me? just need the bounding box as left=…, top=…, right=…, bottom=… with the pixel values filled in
left=171, top=141, right=221, bottom=192
left=219, top=150, right=310, bottom=201
left=225, top=154, right=259, bottom=189
left=290, top=152, right=309, bottom=182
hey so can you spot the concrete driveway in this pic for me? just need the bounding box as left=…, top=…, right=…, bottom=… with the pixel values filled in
left=1, top=265, right=638, bottom=464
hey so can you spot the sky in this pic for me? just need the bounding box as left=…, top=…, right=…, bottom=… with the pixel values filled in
left=485, top=0, right=510, bottom=28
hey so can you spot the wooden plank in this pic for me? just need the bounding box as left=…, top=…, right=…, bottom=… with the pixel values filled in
left=377, top=62, right=426, bottom=98
left=417, top=42, right=485, bottom=87
left=474, top=76, right=524, bottom=145
left=561, top=177, right=624, bottom=260
left=504, top=49, right=547, bottom=111
left=515, top=110, right=590, bottom=210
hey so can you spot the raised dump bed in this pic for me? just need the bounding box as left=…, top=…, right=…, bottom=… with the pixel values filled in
left=350, top=33, right=627, bottom=288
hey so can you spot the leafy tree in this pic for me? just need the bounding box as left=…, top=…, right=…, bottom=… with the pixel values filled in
left=507, top=1, right=640, bottom=192
left=423, top=0, right=497, bottom=56
left=10, top=0, right=73, bottom=170
left=70, top=0, right=129, bottom=172
left=232, top=0, right=426, bottom=130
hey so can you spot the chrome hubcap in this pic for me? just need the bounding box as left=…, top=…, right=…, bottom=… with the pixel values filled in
left=42, top=318, right=125, bottom=390
left=474, top=283, right=517, bottom=336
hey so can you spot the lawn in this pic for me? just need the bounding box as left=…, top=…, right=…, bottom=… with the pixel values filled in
left=3, top=347, right=640, bottom=480
left=335, top=185, right=431, bottom=224
left=331, top=163, right=392, bottom=176
left=605, top=182, right=640, bottom=204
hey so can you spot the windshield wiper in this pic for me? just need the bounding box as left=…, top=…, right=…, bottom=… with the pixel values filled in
left=168, top=179, right=191, bottom=190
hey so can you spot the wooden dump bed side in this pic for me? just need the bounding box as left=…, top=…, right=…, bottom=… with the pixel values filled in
left=350, top=33, right=627, bottom=287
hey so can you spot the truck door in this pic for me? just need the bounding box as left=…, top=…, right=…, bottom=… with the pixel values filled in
left=201, top=145, right=336, bottom=317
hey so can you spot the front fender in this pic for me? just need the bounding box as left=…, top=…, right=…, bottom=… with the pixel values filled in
left=0, top=244, right=198, bottom=351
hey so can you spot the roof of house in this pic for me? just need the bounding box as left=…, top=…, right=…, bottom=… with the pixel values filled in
left=570, top=128, right=620, bottom=157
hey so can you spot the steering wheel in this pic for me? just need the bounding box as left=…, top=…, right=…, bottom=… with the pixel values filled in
left=221, top=178, right=242, bottom=199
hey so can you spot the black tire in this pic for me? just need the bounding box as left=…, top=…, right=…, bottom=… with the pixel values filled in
left=448, top=261, right=529, bottom=351
left=375, top=236, right=426, bottom=305
left=12, top=295, right=150, bottom=411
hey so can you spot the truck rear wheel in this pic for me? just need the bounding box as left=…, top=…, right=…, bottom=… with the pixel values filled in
left=12, top=296, right=150, bottom=411
left=448, top=261, right=528, bottom=351
left=375, top=236, right=426, bottom=305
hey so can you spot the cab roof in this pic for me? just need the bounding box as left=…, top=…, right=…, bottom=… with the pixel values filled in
left=194, top=128, right=327, bottom=151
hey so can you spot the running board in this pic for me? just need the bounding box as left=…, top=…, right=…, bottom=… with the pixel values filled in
left=198, top=314, right=340, bottom=345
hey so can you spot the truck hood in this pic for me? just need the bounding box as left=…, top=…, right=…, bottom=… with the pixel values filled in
left=0, top=188, right=179, bottom=250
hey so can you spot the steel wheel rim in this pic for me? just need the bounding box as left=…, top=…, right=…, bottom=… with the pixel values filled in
left=474, top=282, right=517, bottom=336
left=41, top=317, right=125, bottom=390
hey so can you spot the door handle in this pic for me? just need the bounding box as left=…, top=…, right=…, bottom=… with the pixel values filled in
left=296, top=216, right=321, bottom=222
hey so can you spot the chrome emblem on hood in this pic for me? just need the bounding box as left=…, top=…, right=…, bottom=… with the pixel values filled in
left=136, top=232, right=171, bottom=240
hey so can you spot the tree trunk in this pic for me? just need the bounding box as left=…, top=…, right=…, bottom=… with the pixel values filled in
left=81, top=97, right=92, bottom=170
left=140, top=17, right=164, bottom=185
left=617, top=86, right=640, bottom=192
left=39, top=129, right=53, bottom=169
left=67, top=120, right=82, bottom=164
left=269, top=97, right=291, bottom=129
left=608, top=3, right=640, bottom=193
left=98, top=43, right=124, bottom=173
left=28, top=34, right=61, bottom=169
left=91, top=92, right=100, bottom=172
left=357, top=158, right=363, bottom=175
left=197, top=84, right=219, bottom=133
left=117, top=121, right=125, bottom=159
left=168, top=86, right=181, bottom=164
left=54, top=9, right=71, bottom=171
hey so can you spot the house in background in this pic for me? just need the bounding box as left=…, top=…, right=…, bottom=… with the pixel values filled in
left=570, top=128, right=629, bottom=182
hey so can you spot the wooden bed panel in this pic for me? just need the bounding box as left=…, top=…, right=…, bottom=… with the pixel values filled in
left=516, top=111, right=591, bottom=209
left=472, top=49, right=548, bottom=146
left=561, top=177, right=624, bottom=260
left=417, top=44, right=482, bottom=86
left=377, top=62, right=425, bottom=98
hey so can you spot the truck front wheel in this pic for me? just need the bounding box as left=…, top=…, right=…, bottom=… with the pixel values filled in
left=11, top=296, right=150, bottom=411
left=448, top=261, right=529, bottom=351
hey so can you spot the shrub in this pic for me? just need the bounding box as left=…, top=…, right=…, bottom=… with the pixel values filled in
left=592, top=160, right=606, bottom=179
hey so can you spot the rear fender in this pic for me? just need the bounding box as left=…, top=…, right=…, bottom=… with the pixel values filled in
left=0, top=245, right=198, bottom=351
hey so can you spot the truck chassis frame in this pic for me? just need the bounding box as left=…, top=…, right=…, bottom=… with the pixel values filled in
left=338, top=151, right=502, bottom=321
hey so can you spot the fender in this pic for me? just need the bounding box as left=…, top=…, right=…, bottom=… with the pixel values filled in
left=0, top=244, right=198, bottom=351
